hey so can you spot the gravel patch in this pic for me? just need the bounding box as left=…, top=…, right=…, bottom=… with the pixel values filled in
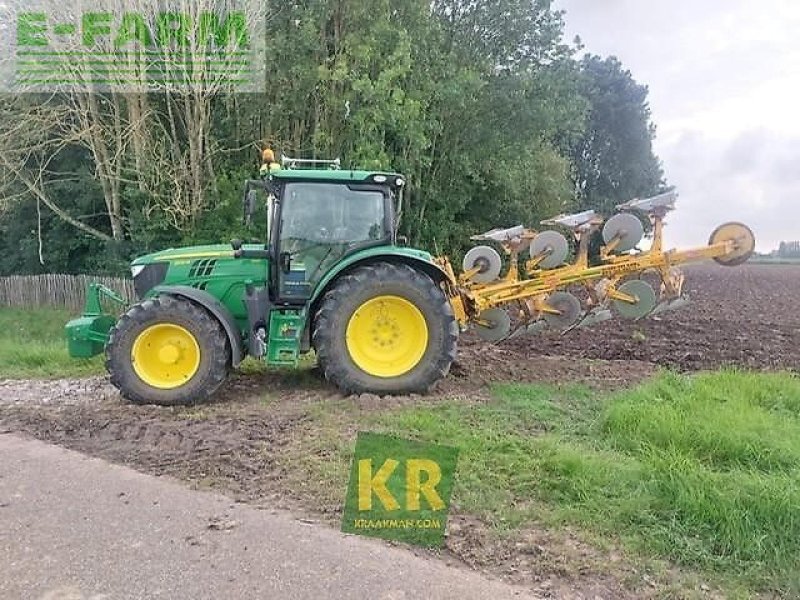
left=0, top=377, right=118, bottom=406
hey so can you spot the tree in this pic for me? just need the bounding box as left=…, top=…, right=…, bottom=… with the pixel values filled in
left=0, top=1, right=665, bottom=276
left=569, top=55, right=664, bottom=214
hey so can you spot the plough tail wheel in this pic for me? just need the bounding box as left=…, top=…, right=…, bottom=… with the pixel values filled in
left=612, top=280, right=657, bottom=320
left=543, top=292, right=582, bottom=330
left=474, top=308, right=512, bottom=342
left=603, top=213, right=645, bottom=253
left=529, top=230, right=570, bottom=269
left=462, top=246, right=503, bottom=284
left=709, top=222, right=756, bottom=266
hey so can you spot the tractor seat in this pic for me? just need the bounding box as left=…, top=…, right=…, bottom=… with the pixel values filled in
left=541, top=210, right=599, bottom=229
left=616, top=191, right=677, bottom=213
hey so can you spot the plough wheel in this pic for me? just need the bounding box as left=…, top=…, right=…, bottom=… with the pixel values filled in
left=462, top=246, right=503, bottom=284
left=474, top=308, right=511, bottom=342
left=543, top=292, right=582, bottom=330
left=709, top=222, right=756, bottom=266
left=612, top=280, right=657, bottom=320
left=529, top=230, right=570, bottom=269
left=603, top=213, right=644, bottom=253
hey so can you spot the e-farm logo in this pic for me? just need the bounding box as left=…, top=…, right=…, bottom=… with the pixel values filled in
left=4, top=1, right=266, bottom=91
left=342, top=432, right=458, bottom=547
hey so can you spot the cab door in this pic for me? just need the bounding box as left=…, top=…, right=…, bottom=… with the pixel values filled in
left=275, top=181, right=389, bottom=303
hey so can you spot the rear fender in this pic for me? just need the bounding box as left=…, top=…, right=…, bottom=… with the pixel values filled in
left=309, top=248, right=450, bottom=308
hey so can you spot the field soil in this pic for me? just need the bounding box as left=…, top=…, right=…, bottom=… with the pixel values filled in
left=518, top=263, right=800, bottom=372
left=1, top=262, right=797, bottom=599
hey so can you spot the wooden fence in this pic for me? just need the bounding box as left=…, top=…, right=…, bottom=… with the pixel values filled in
left=0, top=274, right=135, bottom=312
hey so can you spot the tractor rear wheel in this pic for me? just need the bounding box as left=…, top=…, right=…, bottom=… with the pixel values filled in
left=106, top=295, right=230, bottom=406
left=313, top=262, right=458, bottom=394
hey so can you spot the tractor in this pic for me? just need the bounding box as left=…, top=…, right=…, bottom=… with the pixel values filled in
left=66, top=151, right=756, bottom=405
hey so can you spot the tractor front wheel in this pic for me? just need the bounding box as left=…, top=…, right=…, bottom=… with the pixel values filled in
left=313, top=262, right=458, bottom=394
left=106, top=295, right=230, bottom=405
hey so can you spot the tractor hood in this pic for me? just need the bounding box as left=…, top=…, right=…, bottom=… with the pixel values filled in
left=129, top=243, right=269, bottom=301
left=131, top=244, right=242, bottom=266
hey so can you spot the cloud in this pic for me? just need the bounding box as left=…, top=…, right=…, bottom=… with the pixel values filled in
left=666, top=130, right=800, bottom=251
left=555, top=0, right=800, bottom=251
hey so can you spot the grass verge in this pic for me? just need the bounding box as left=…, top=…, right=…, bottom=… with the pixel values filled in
left=293, top=370, right=800, bottom=597
left=0, top=308, right=103, bottom=378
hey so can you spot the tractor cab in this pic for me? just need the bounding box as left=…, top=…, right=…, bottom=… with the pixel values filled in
left=242, top=153, right=406, bottom=304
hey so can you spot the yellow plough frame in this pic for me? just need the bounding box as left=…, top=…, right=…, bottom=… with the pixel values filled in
left=436, top=192, right=755, bottom=339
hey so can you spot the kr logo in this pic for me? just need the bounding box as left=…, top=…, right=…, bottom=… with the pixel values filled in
left=357, top=457, right=445, bottom=511
left=342, top=432, right=458, bottom=547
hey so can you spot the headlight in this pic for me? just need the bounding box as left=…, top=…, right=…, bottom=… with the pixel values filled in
left=132, top=263, right=169, bottom=298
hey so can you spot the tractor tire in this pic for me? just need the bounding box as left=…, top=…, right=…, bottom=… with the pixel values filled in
left=313, top=262, right=458, bottom=395
left=105, top=295, right=230, bottom=406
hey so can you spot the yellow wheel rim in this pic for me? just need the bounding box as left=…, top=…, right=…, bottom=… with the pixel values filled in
left=131, top=323, right=201, bottom=389
left=345, top=295, right=429, bottom=378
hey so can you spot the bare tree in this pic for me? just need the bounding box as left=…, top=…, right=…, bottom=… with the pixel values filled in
left=0, top=0, right=269, bottom=237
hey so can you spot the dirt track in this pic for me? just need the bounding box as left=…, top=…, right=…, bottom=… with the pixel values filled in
left=1, top=262, right=796, bottom=599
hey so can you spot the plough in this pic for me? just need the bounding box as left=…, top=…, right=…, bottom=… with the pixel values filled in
left=436, top=191, right=755, bottom=341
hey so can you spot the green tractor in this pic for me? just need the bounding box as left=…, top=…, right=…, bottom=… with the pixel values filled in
left=66, top=152, right=756, bottom=406
left=66, top=155, right=459, bottom=405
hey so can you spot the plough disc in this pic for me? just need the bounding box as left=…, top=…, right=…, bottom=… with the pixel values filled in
left=463, top=246, right=503, bottom=283
left=652, top=296, right=691, bottom=316
left=474, top=308, right=512, bottom=341
left=529, top=230, right=570, bottom=269
left=612, top=279, right=657, bottom=320
left=543, top=292, right=582, bottom=330
left=603, top=213, right=644, bottom=253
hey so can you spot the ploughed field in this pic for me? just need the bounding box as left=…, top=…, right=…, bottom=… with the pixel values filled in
left=499, top=262, right=800, bottom=373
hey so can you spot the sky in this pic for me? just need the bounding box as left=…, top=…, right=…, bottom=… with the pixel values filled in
left=555, top=0, right=800, bottom=252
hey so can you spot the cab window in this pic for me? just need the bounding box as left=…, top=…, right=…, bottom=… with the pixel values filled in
left=278, top=182, right=387, bottom=299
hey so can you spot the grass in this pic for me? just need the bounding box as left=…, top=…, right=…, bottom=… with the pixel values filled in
left=0, top=308, right=104, bottom=378
left=296, top=370, right=800, bottom=596
left=748, top=257, right=800, bottom=265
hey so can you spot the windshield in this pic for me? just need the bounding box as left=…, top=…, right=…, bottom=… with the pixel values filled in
left=278, top=182, right=387, bottom=299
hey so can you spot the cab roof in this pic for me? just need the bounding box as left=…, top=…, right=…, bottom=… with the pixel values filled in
left=270, top=168, right=404, bottom=186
